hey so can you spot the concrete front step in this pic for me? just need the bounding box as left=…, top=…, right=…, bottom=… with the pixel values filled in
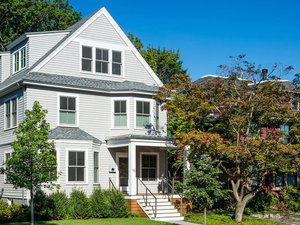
left=144, top=205, right=175, bottom=210
left=149, top=212, right=181, bottom=218
left=154, top=216, right=185, bottom=221
left=147, top=209, right=178, bottom=214
left=141, top=202, right=172, bottom=207
left=139, top=198, right=169, bottom=203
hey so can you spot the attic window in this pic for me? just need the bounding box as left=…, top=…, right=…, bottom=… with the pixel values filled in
left=82, top=46, right=92, bottom=72
left=13, top=47, right=26, bottom=73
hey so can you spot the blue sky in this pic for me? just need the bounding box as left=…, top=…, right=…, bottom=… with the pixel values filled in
left=69, top=0, right=300, bottom=81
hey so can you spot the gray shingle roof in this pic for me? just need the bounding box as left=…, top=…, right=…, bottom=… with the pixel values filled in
left=48, top=127, right=101, bottom=144
left=0, top=72, right=158, bottom=94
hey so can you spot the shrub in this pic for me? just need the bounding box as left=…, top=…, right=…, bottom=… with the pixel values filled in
left=0, top=201, right=29, bottom=223
left=246, top=191, right=277, bottom=214
left=69, top=189, right=91, bottom=219
left=278, top=186, right=300, bottom=213
left=48, top=191, right=69, bottom=219
left=34, top=189, right=51, bottom=220
left=0, top=201, right=11, bottom=223
left=90, top=186, right=110, bottom=218
left=107, top=189, right=128, bottom=218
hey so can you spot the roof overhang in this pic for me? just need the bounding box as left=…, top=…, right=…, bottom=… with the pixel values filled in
left=105, top=134, right=175, bottom=149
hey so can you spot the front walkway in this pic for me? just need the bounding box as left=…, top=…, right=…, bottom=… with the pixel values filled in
left=168, top=221, right=200, bottom=225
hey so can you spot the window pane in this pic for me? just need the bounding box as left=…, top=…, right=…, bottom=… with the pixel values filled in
left=115, top=101, right=120, bottom=113
left=148, top=169, right=156, bottom=179
left=68, top=98, right=76, bottom=111
left=287, top=173, right=296, bottom=186
left=142, top=155, right=150, bottom=167
left=69, top=152, right=76, bottom=166
left=82, top=46, right=92, bottom=59
left=77, top=152, right=85, bottom=166
left=102, top=62, right=108, bottom=73
left=68, top=167, right=76, bottom=181
left=95, top=61, right=102, bottom=73
left=136, top=115, right=149, bottom=127
left=94, top=167, right=99, bottom=183
left=103, top=50, right=109, bottom=61
left=59, top=111, right=68, bottom=124
left=275, top=175, right=284, bottom=187
left=137, top=101, right=143, bottom=114
left=142, top=169, right=148, bottom=179
left=96, top=48, right=102, bottom=60
left=94, top=152, right=99, bottom=167
left=77, top=167, right=84, bottom=181
left=112, top=63, right=121, bottom=75
left=115, top=114, right=127, bottom=127
left=144, top=102, right=150, bottom=114
left=67, top=112, right=76, bottom=125
left=121, top=101, right=126, bottom=113
left=112, top=51, right=121, bottom=63
left=60, top=97, right=68, bottom=110
left=149, top=155, right=157, bottom=167
left=82, top=59, right=92, bottom=71
left=12, top=113, right=17, bottom=127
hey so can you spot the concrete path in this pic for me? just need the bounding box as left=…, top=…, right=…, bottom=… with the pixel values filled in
left=168, top=220, right=200, bottom=225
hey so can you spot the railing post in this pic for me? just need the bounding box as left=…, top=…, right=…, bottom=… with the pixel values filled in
left=155, top=198, right=157, bottom=218
left=180, top=197, right=183, bottom=216
left=172, top=177, right=174, bottom=203
left=137, top=178, right=138, bottom=194
left=162, top=177, right=164, bottom=194
left=146, top=189, right=148, bottom=206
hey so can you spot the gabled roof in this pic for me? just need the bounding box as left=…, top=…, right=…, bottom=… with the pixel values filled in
left=48, top=127, right=101, bottom=144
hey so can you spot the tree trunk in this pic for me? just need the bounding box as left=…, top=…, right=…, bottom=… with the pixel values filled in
left=30, top=189, right=34, bottom=225
left=235, top=201, right=247, bottom=222
left=204, top=207, right=206, bottom=225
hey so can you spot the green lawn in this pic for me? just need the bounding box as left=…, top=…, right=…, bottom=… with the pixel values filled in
left=185, top=213, right=283, bottom=225
left=2, top=218, right=178, bottom=225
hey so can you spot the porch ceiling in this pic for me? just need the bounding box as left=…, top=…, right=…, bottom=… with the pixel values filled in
left=105, top=134, right=175, bottom=149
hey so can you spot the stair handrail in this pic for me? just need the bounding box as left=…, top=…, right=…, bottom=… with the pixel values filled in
left=109, top=177, right=117, bottom=190
left=138, top=178, right=157, bottom=218
left=161, top=177, right=183, bottom=216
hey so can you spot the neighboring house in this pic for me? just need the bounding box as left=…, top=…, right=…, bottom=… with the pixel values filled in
left=0, top=7, right=185, bottom=221
left=195, top=74, right=300, bottom=189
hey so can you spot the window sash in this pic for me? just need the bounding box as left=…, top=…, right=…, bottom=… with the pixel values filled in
left=21, top=48, right=26, bottom=69
left=68, top=151, right=85, bottom=182
left=94, top=152, right=99, bottom=183
left=141, top=155, right=157, bottom=181
left=5, top=101, right=11, bottom=129
left=4, top=153, right=11, bottom=183
left=82, top=46, right=92, bottom=72
left=59, top=97, right=76, bottom=125
left=112, top=51, right=122, bottom=75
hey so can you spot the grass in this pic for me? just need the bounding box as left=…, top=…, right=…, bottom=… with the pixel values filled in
left=2, top=218, right=178, bottom=225
left=184, top=213, right=283, bottom=225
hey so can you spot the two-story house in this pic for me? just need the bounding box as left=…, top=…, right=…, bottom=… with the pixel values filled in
left=0, top=7, right=185, bottom=221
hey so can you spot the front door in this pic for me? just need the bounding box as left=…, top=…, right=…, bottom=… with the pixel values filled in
left=119, top=157, right=128, bottom=192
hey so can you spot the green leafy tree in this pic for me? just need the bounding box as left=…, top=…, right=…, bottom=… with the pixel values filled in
left=155, top=55, right=300, bottom=222
left=293, top=73, right=300, bottom=86
left=128, top=33, right=187, bottom=84
left=1, top=101, right=57, bottom=225
left=0, top=0, right=81, bottom=50
left=185, top=156, right=228, bottom=225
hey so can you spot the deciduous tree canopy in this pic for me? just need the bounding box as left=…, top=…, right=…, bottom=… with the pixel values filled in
left=0, top=0, right=81, bottom=50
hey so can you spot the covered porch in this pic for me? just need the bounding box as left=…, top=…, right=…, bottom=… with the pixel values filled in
left=105, top=134, right=174, bottom=196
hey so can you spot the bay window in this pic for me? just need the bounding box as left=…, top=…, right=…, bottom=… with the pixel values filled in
left=114, top=100, right=127, bottom=127
left=68, top=151, right=85, bottom=182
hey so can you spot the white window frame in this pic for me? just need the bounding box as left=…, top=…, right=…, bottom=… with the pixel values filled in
left=140, top=152, right=159, bottom=182
left=79, top=41, right=125, bottom=78
left=57, top=94, right=79, bottom=127
left=111, top=97, right=129, bottom=129
left=66, top=149, right=87, bottom=184
left=116, top=151, right=128, bottom=188
left=3, top=150, right=12, bottom=183
left=13, top=46, right=27, bottom=74
left=93, top=151, right=100, bottom=184
left=4, top=95, right=18, bottom=130
left=134, top=98, right=153, bottom=129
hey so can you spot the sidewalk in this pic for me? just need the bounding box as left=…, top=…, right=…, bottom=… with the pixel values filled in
left=168, top=221, right=200, bottom=225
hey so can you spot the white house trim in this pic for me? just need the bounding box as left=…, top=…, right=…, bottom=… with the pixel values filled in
left=31, top=7, right=163, bottom=86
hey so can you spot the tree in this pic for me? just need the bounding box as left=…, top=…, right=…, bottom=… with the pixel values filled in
left=155, top=55, right=300, bottom=222
left=1, top=101, right=58, bottom=225
left=293, top=73, right=300, bottom=86
left=128, top=33, right=187, bottom=84
left=184, top=155, right=228, bottom=225
left=0, top=0, right=81, bottom=50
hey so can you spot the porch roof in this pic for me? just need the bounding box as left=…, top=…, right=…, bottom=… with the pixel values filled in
left=105, top=134, right=174, bottom=148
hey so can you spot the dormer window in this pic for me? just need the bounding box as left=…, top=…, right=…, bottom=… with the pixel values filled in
left=13, top=47, right=26, bottom=73
left=81, top=46, right=123, bottom=76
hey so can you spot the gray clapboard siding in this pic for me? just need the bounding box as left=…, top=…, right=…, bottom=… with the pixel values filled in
left=78, top=14, right=125, bottom=45
left=28, top=34, right=67, bottom=67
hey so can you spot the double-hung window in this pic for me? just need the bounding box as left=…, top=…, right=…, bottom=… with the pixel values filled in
left=68, top=151, right=85, bottom=182
left=141, top=154, right=157, bottom=181
left=136, top=101, right=150, bottom=128
left=96, top=48, right=109, bottom=74
left=156, top=103, right=160, bottom=130
left=5, top=98, right=17, bottom=129
left=114, top=100, right=127, bottom=127
left=112, top=51, right=122, bottom=75
left=280, top=124, right=289, bottom=143
left=59, top=96, right=76, bottom=125
left=82, top=46, right=92, bottom=72
left=13, top=47, right=26, bottom=73
left=292, top=94, right=299, bottom=111
left=94, top=152, right=99, bottom=183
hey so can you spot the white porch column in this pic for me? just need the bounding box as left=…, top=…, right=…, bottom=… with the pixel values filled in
left=128, top=142, right=137, bottom=195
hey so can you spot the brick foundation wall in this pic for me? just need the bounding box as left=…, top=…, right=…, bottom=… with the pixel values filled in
left=171, top=198, right=192, bottom=214
left=125, top=199, right=147, bottom=217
